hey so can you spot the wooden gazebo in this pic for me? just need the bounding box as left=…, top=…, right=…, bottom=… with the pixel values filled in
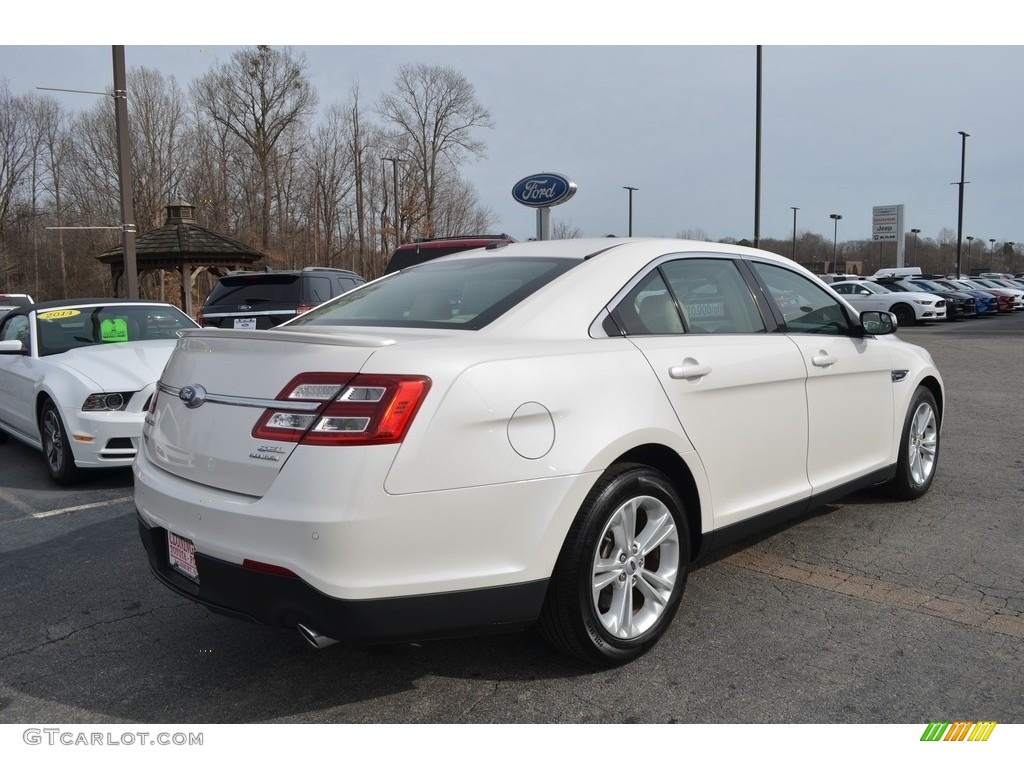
left=97, top=200, right=267, bottom=317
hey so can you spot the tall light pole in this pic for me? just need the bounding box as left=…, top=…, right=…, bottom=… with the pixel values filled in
left=829, top=213, right=842, bottom=271
left=790, top=206, right=799, bottom=262
left=990, top=238, right=996, bottom=268
left=382, top=157, right=401, bottom=250
left=966, top=236, right=974, bottom=276
left=623, top=186, right=638, bottom=236
left=954, top=130, right=970, bottom=277
left=911, top=228, right=921, bottom=263
left=1010, top=242, right=1017, bottom=273
left=754, top=45, right=762, bottom=247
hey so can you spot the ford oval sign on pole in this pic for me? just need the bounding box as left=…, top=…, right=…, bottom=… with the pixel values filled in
left=512, top=172, right=577, bottom=240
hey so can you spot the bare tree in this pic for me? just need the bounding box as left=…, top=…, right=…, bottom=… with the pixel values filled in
left=377, top=63, right=494, bottom=239
left=0, top=80, right=34, bottom=289
left=552, top=218, right=582, bottom=239
left=193, top=46, right=317, bottom=251
left=129, top=67, right=192, bottom=231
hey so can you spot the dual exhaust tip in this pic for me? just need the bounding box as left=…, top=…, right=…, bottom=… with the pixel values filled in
left=297, top=623, right=338, bottom=649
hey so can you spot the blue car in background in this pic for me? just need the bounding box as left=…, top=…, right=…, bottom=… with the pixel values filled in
left=905, top=278, right=993, bottom=317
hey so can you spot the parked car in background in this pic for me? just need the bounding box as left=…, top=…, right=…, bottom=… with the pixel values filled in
left=197, top=267, right=366, bottom=329
left=384, top=234, right=517, bottom=274
left=0, top=299, right=199, bottom=484
left=135, top=238, right=944, bottom=667
left=870, top=269, right=978, bottom=320
left=829, top=279, right=946, bottom=326
left=0, top=293, right=33, bottom=320
left=970, top=276, right=1024, bottom=309
left=934, top=278, right=1015, bottom=313
left=902, top=277, right=988, bottom=317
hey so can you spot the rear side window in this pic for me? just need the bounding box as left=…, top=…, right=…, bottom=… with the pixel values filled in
left=301, top=276, right=332, bottom=304
left=292, top=257, right=577, bottom=330
left=609, top=258, right=765, bottom=335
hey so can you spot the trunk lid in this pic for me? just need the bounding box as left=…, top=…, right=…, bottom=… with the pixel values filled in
left=144, top=328, right=394, bottom=496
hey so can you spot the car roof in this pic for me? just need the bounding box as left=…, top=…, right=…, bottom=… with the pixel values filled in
left=221, top=267, right=363, bottom=278
left=393, top=234, right=514, bottom=251
left=27, top=298, right=180, bottom=312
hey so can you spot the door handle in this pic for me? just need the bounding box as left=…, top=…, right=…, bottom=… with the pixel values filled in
left=669, top=363, right=712, bottom=381
left=811, top=353, right=837, bottom=368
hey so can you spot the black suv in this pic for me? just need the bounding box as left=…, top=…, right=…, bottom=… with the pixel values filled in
left=384, top=234, right=516, bottom=274
left=198, top=267, right=365, bottom=329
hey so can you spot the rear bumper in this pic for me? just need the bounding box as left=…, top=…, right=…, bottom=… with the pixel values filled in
left=138, top=514, right=548, bottom=643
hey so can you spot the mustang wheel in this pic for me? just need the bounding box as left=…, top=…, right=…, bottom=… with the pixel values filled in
left=891, top=303, right=916, bottom=328
left=40, top=400, right=81, bottom=485
left=884, top=386, right=939, bottom=500
left=539, top=463, right=689, bottom=666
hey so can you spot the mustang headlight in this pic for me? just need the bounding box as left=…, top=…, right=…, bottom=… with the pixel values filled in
left=82, top=392, right=133, bottom=411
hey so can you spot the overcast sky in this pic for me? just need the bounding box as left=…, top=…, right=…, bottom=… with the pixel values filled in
left=3, top=5, right=1020, bottom=250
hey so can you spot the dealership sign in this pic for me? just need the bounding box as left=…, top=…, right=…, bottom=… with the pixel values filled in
left=872, top=204, right=903, bottom=242
left=512, top=173, right=577, bottom=208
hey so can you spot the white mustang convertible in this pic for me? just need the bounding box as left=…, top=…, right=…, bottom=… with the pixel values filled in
left=0, top=299, right=198, bottom=484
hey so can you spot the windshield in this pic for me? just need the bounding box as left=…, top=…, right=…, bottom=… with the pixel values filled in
left=290, top=257, right=578, bottom=330
left=35, top=304, right=196, bottom=356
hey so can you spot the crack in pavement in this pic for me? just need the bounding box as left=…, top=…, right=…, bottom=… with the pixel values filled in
left=724, top=549, right=1024, bottom=640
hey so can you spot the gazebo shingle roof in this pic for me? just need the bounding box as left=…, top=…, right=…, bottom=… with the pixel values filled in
left=96, top=200, right=268, bottom=316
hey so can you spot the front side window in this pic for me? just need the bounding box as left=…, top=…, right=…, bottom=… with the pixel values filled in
left=752, top=262, right=851, bottom=335
left=1, top=315, right=28, bottom=344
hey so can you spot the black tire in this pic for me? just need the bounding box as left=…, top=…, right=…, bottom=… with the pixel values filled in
left=884, top=386, right=940, bottom=500
left=40, top=399, right=81, bottom=485
left=538, top=463, right=689, bottom=667
left=891, top=303, right=916, bottom=328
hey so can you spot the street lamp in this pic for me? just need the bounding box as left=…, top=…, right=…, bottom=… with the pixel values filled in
left=623, top=186, right=638, bottom=237
left=966, top=235, right=974, bottom=276
left=1009, top=243, right=1016, bottom=273
left=829, top=214, right=842, bottom=271
left=911, top=228, right=921, bottom=263
left=790, top=207, right=799, bottom=262
left=954, top=130, right=970, bottom=277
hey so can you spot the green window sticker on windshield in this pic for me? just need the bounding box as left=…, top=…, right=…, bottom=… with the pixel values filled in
left=100, top=317, right=129, bottom=342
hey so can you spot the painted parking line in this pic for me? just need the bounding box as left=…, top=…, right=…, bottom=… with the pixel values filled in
left=31, top=495, right=134, bottom=520
left=0, top=488, right=37, bottom=515
left=725, top=549, right=1024, bottom=640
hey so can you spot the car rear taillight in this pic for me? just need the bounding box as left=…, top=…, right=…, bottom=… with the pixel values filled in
left=295, top=304, right=315, bottom=315
left=252, top=372, right=431, bottom=445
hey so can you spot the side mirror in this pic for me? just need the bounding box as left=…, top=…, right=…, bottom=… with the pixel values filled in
left=0, top=339, right=27, bottom=354
left=860, top=311, right=896, bottom=335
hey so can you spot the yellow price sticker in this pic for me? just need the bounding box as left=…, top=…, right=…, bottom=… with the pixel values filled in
left=37, top=309, right=81, bottom=320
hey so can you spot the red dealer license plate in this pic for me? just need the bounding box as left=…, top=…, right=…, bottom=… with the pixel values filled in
left=167, top=530, right=199, bottom=583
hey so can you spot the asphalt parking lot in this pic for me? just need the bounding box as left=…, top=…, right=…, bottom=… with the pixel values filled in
left=1, top=313, right=1022, bottom=725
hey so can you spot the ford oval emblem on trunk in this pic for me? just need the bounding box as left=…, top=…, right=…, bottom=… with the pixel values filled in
left=179, top=384, right=207, bottom=409
left=512, top=173, right=577, bottom=208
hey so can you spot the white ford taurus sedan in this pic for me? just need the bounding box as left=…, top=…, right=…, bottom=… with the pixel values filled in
left=0, top=299, right=199, bottom=484
left=134, top=239, right=944, bottom=666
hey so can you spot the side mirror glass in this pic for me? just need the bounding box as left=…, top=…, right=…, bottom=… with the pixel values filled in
left=860, top=310, right=896, bottom=335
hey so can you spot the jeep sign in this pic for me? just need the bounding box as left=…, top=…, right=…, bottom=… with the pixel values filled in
left=512, top=173, right=577, bottom=208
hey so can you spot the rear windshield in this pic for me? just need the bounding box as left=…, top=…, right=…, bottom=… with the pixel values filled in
left=291, top=257, right=577, bottom=330
left=205, top=274, right=300, bottom=306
